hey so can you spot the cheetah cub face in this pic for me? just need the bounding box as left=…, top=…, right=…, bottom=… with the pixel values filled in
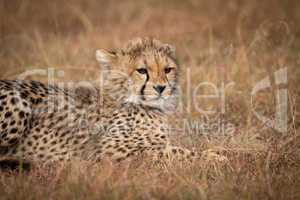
left=96, top=38, right=179, bottom=110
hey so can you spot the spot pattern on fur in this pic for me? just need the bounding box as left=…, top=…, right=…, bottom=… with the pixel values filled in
left=0, top=38, right=196, bottom=164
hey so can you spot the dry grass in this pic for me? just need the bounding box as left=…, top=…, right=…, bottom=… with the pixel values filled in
left=1, top=0, right=300, bottom=199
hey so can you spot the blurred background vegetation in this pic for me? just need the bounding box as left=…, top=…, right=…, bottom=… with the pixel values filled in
left=1, top=0, right=300, bottom=76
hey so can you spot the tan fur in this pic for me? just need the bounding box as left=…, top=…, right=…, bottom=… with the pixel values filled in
left=0, top=38, right=196, bottom=164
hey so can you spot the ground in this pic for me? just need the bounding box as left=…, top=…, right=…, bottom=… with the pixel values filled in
left=0, top=0, right=300, bottom=199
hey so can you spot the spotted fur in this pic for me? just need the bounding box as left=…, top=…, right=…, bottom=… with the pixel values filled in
left=0, top=38, right=196, bottom=164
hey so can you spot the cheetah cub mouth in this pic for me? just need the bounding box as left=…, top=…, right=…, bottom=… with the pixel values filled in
left=96, top=37, right=179, bottom=111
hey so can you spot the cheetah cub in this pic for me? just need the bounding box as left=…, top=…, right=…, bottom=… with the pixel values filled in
left=0, top=38, right=196, bottom=163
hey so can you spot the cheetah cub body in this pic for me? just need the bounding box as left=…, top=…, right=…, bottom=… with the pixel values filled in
left=0, top=38, right=195, bottom=163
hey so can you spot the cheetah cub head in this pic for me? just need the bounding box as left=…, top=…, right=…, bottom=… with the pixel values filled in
left=96, top=37, right=179, bottom=111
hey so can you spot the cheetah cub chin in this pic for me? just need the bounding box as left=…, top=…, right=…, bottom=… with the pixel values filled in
left=0, top=37, right=196, bottom=164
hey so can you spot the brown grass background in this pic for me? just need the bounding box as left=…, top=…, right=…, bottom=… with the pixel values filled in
left=0, top=0, right=300, bottom=199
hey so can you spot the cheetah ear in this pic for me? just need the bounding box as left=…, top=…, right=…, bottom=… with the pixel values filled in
left=95, top=49, right=117, bottom=70
left=160, top=44, right=176, bottom=58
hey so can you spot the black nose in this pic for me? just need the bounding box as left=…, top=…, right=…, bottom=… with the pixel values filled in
left=153, top=85, right=166, bottom=94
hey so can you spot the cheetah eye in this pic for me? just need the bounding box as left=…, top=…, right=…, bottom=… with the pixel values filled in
left=136, top=68, right=147, bottom=75
left=164, top=67, right=173, bottom=74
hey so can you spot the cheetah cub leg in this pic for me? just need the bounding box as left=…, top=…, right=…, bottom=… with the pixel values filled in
left=165, top=145, right=197, bottom=161
left=151, top=145, right=197, bottom=162
left=0, top=91, right=31, bottom=147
